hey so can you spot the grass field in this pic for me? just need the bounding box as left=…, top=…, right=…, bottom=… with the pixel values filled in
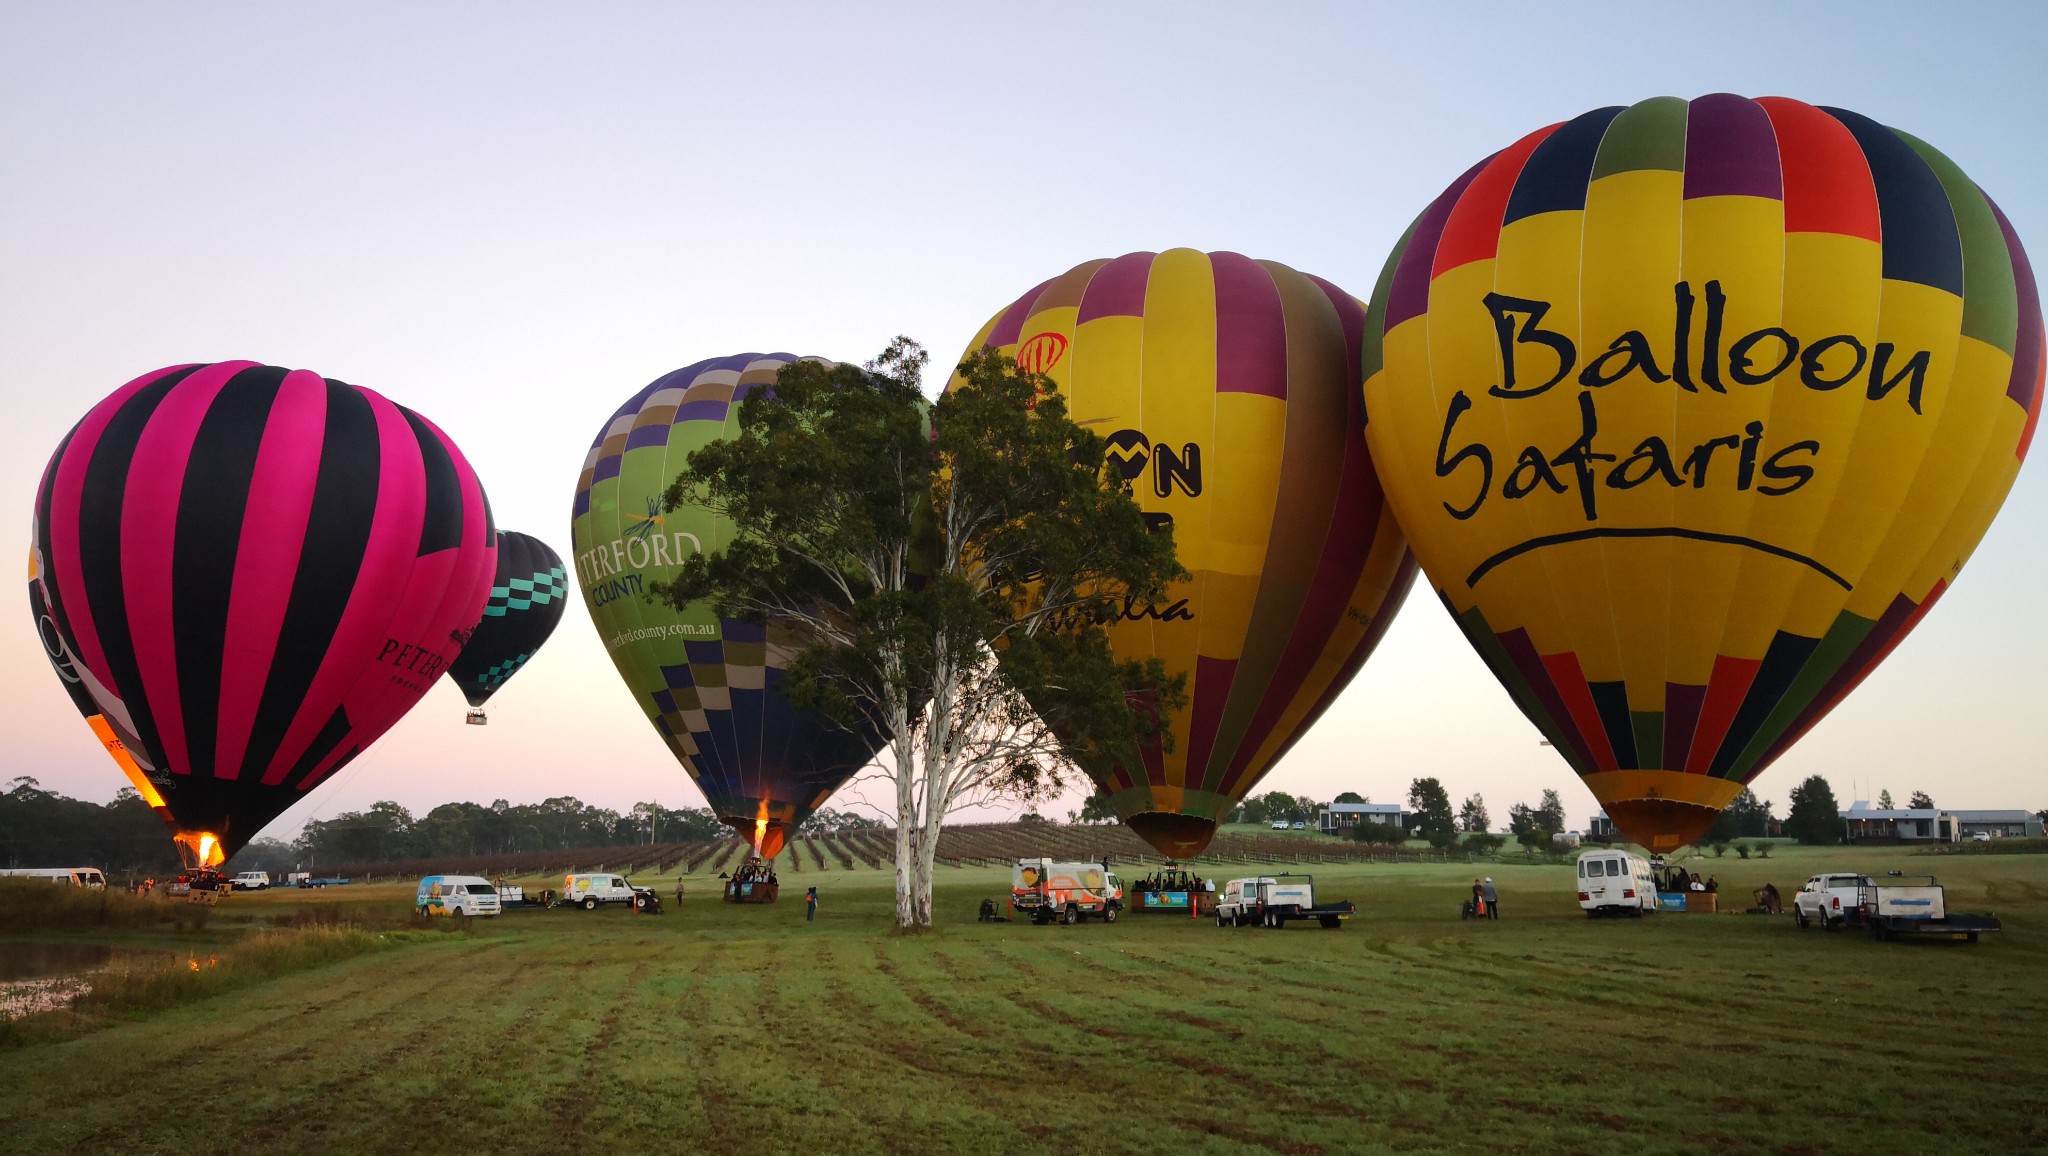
left=2, top=843, right=2044, bottom=1155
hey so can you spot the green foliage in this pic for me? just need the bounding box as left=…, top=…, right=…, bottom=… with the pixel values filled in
left=1333, top=791, right=1366, bottom=805
left=1349, top=821, right=1408, bottom=847
left=1710, top=841, right=1729, bottom=857
left=0, top=779, right=179, bottom=875
left=1408, top=778, right=1456, bottom=840
left=1734, top=842, right=1753, bottom=859
left=1076, top=792, right=1119, bottom=824
left=1705, top=788, right=1774, bottom=842
left=1878, top=789, right=1895, bottom=810
left=1908, top=790, right=1935, bottom=810
left=293, top=796, right=725, bottom=866
left=1459, top=793, right=1490, bottom=834
left=1242, top=791, right=1319, bottom=826
left=1787, top=775, right=1843, bottom=845
left=1536, top=789, right=1567, bottom=834
left=654, top=340, right=1188, bottom=799
left=798, top=808, right=882, bottom=835
left=1462, top=832, right=1506, bottom=855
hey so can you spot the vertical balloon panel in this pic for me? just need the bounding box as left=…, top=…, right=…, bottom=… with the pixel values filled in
left=1361, top=95, right=2043, bottom=851
left=951, top=250, right=1418, bottom=858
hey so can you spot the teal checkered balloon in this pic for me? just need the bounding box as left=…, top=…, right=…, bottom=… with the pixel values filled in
left=447, top=531, right=567, bottom=709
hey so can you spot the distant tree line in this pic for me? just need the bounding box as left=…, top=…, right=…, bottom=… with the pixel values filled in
left=0, top=777, right=881, bottom=875
left=1, top=778, right=181, bottom=874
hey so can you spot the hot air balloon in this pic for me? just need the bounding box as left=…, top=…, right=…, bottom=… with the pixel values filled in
left=1360, top=95, right=2042, bottom=852
left=446, top=530, right=568, bottom=723
left=29, top=361, right=497, bottom=866
left=571, top=354, right=895, bottom=859
left=949, top=250, right=1418, bottom=858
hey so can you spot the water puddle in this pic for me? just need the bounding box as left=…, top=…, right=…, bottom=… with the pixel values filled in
left=0, top=942, right=116, bottom=981
left=0, top=943, right=167, bottom=1021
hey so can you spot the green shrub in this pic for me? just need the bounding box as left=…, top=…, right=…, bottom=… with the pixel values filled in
left=1734, top=842, right=1752, bottom=859
left=1349, top=821, right=1408, bottom=847
left=1463, top=833, right=1505, bottom=855
left=1710, top=841, right=1730, bottom=858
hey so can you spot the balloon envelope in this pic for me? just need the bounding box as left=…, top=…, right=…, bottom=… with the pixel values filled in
left=571, top=354, right=892, bottom=858
left=30, top=362, right=497, bottom=863
left=1361, top=95, right=2043, bottom=851
left=446, top=530, right=568, bottom=713
left=952, top=250, right=1417, bottom=857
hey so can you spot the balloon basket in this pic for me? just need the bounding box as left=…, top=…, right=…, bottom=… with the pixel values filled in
left=465, top=710, right=488, bottom=726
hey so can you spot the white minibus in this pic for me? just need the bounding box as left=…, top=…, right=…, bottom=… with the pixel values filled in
left=1575, top=849, right=1657, bottom=917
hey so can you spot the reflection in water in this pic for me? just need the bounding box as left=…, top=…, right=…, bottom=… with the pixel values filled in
left=0, top=943, right=167, bottom=1021
left=0, top=942, right=115, bottom=981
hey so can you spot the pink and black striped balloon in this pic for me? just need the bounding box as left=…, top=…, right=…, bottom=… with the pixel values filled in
left=29, top=361, right=496, bottom=863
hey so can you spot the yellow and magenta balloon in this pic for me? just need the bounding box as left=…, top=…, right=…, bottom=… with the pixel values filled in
left=953, top=249, right=1416, bottom=857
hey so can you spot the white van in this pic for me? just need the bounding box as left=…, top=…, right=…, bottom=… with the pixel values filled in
left=1575, top=849, right=1657, bottom=917
left=0, top=867, right=107, bottom=889
left=416, top=875, right=502, bottom=917
left=562, top=873, right=638, bottom=910
left=231, top=871, right=271, bottom=891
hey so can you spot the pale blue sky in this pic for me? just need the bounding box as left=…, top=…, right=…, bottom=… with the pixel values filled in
left=3, top=3, right=2042, bottom=837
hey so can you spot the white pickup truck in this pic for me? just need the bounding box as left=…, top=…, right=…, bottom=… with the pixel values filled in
left=1795, top=871, right=2000, bottom=942
left=1214, top=873, right=1353, bottom=929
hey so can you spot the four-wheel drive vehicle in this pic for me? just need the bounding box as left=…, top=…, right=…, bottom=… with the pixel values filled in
left=1575, top=849, right=1657, bottom=917
left=1215, top=873, right=1354, bottom=929
left=417, top=875, right=502, bottom=917
left=1010, top=859, right=1123, bottom=924
left=231, top=871, right=271, bottom=891
left=1794, top=873, right=1877, bottom=929
left=562, top=873, right=639, bottom=910
left=1269, top=820, right=1291, bottom=831
left=0, top=867, right=107, bottom=889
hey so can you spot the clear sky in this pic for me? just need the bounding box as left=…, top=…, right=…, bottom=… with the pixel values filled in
left=3, top=3, right=2043, bottom=840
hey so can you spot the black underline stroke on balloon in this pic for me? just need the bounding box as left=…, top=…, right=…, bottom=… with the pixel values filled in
left=1465, top=527, right=1851, bottom=591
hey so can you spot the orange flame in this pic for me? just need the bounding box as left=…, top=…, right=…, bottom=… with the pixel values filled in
left=174, top=830, right=224, bottom=868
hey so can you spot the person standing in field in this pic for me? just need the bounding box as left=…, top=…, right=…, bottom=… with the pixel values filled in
left=805, top=886, right=818, bottom=922
left=1481, top=877, right=1499, bottom=920
left=1470, top=878, right=1486, bottom=918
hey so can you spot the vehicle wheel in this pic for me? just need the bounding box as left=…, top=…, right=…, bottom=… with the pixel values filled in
left=418, top=905, right=429, bottom=917
left=1062, top=905, right=1079, bottom=925
left=1320, top=915, right=1340, bottom=930
left=1966, top=932, right=1979, bottom=944
left=582, top=897, right=598, bottom=911
left=1217, top=913, right=1227, bottom=928
left=1103, top=904, right=1119, bottom=924
left=1796, top=909, right=1809, bottom=929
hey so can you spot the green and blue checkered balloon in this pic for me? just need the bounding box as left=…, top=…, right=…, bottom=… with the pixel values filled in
left=446, top=530, right=567, bottom=713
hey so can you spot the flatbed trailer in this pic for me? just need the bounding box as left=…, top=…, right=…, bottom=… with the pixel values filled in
left=1857, top=874, right=2001, bottom=943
